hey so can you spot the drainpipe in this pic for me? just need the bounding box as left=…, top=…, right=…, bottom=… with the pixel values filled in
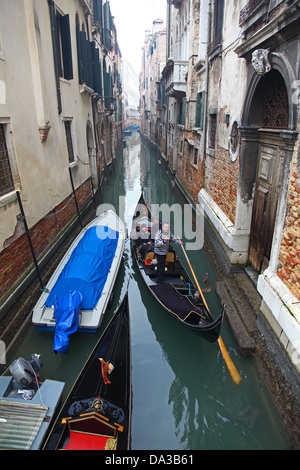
left=201, top=0, right=211, bottom=162
left=165, top=0, right=172, bottom=161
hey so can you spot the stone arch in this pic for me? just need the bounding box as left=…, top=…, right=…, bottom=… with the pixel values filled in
left=242, top=52, right=297, bottom=130
left=239, top=53, right=296, bottom=204
left=238, top=52, right=298, bottom=271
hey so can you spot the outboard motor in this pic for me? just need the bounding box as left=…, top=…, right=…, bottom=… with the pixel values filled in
left=9, top=354, right=43, bottom=390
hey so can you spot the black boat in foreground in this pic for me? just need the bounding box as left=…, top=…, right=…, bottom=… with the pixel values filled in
left=43, top=293, right=131, bottom=450
left=131, top=195, right=224, bottom=342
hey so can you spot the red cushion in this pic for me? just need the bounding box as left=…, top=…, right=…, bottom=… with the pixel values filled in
left=64, top=431, right=111, bottom=450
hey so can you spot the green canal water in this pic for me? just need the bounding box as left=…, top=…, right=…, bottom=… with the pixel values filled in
left=5, top=134, right=290, bottom=450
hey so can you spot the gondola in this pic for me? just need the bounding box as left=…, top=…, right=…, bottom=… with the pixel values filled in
left=131, top=195, right=224, bottom=342
left=43, top=293, right=131, bottom=450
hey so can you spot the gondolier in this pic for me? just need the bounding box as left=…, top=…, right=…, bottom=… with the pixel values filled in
left=154, top=222, right=182, bottom=283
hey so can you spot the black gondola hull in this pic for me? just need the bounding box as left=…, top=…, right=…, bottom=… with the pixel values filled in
left=43, top=293, right=131, bottom=450
left=131, top=195, right=224, bottom=343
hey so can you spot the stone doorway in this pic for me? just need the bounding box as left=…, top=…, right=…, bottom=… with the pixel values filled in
left=248, top=70, right=289, bottom=272
left=249, top=131, right=285, bottom=271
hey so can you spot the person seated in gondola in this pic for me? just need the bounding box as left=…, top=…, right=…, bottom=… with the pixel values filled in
left=150, top=216, right=160, bottom=242
left=137, top=224, right=152, bottom=260
left=154, top=222, right=182, bottom=283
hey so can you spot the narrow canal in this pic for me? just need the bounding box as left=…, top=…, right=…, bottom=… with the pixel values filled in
left=5, top=133, right=290, bottom=450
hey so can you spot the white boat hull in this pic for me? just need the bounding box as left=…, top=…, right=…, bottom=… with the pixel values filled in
left=32, top=210, right=125, bottom=332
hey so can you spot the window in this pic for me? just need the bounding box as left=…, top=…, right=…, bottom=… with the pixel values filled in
left=213, top=0, right=224, bottom=45
left=178, top=99, right=186, bottom=126
left=93, top=0, right=103, bottom=28
left=64, top=120, right=75, bottom=164
left=48, top=1, right=73, bottom=81
left=0, top=124, right=14, bottom=197
left=193, top=148, right=198, bottom=166
left=195, top=92, right=204, bottom=128
left=56, top=11, right=73, bottom=80
left=208, top=113, right=217, bottom=150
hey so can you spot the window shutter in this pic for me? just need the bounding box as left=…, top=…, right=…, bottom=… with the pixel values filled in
left=195, top=92, right=204, bottom=128
left=76, top=23, right=83, bottom=84
left=103, top=2, right=110, bottom=30
left=60, top=14, right=73, bottom=80
left=178, top=99, right=186, bottom=126
left=103, top=71, right=113, bottom=109
left=48, top=0, right=62, bottom=113
left=92, top=43, right=102, bottom=97
left=79, top=31, right=93, bottom=89
left=94, top=0, right=103, bottom=28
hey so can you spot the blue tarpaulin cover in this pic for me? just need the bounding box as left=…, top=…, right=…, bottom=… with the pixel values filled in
left=45, top=225, right=119, bottom=310
left=53, top=290, right=82, bottom=354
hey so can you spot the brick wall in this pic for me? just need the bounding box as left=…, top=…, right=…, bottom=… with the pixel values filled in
left=0, top=178, right=92, bottom=301
left=277, top=152, right=300, bottom=300
left=205, top=147, right=239, bottom=224
left=175, top=130, right=204, bottom=202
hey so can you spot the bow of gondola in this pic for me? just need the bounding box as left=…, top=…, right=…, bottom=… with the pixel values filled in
left=43, top=293, right=132, bottom=450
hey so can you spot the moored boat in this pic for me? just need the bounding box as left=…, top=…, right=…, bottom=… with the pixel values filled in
left=0, top=354, right=64, bottom=450
left=32, top=210, right=126, bottom=347
left=131, top=195, right=224, bottom=342
left=43, top=293, right=131, bottom=450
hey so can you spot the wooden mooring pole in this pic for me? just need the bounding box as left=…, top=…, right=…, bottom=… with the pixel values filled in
left=16, top=191, right=45, bottom=290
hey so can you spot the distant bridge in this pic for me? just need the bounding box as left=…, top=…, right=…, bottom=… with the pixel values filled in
left=124, top=118, right=141, bottom=129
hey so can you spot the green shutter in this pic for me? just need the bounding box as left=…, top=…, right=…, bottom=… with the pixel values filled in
left=195, top=92, right=204, bottom=128
left=92, top=43, right=102, bottom=97
left=94, top=0, right=103, bottom=28
left=47, top=0, right=62, bottom=113
left=60, top=14, right=73, bottom=80
left=178, top=99, right=186, bottom=126
left=76, top=23, right=83, bottom=84
left=103, top=2, right=110, bottom=29
left=103, top=71, right=113, bottom=109
left=79, top=31, right=93, bottom=88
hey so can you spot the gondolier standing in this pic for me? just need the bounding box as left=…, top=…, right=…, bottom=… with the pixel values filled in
left=154, top=222, right=182, bottom=283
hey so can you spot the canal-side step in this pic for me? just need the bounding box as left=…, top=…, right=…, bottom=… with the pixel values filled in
left=214, top=280, right=256, bottom=357
left=233, top=271, right=262, bottom=316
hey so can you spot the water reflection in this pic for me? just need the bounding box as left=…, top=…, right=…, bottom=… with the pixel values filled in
left=132, top=266, right=287, bottom=450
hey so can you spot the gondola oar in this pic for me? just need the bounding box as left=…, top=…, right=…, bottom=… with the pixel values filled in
left=179, top=240, right=242, bottom=385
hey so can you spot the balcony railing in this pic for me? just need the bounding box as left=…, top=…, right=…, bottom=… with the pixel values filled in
left=165, top=60, right=188, bottom=99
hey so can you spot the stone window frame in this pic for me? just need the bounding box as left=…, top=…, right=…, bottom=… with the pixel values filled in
left=206, top=108, right=218, bottom=158
left=63, top=117, right=77, bottom=166
left=0, top=119, right=19, bottom=207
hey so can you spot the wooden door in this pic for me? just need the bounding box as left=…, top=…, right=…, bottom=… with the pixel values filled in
left=249, top=132, right=284, bottom=272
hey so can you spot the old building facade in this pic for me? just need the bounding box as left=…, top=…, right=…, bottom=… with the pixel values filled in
left=0, top=0, right=123, bottom=315
left=140, top=19, right=167, bottom=143
left=141, top=0, right=300, bottom=371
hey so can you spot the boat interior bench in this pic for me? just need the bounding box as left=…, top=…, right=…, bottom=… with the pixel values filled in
left=150, top=283, right=208, bottom=325
left=143, top=251, right=185, bottom=277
